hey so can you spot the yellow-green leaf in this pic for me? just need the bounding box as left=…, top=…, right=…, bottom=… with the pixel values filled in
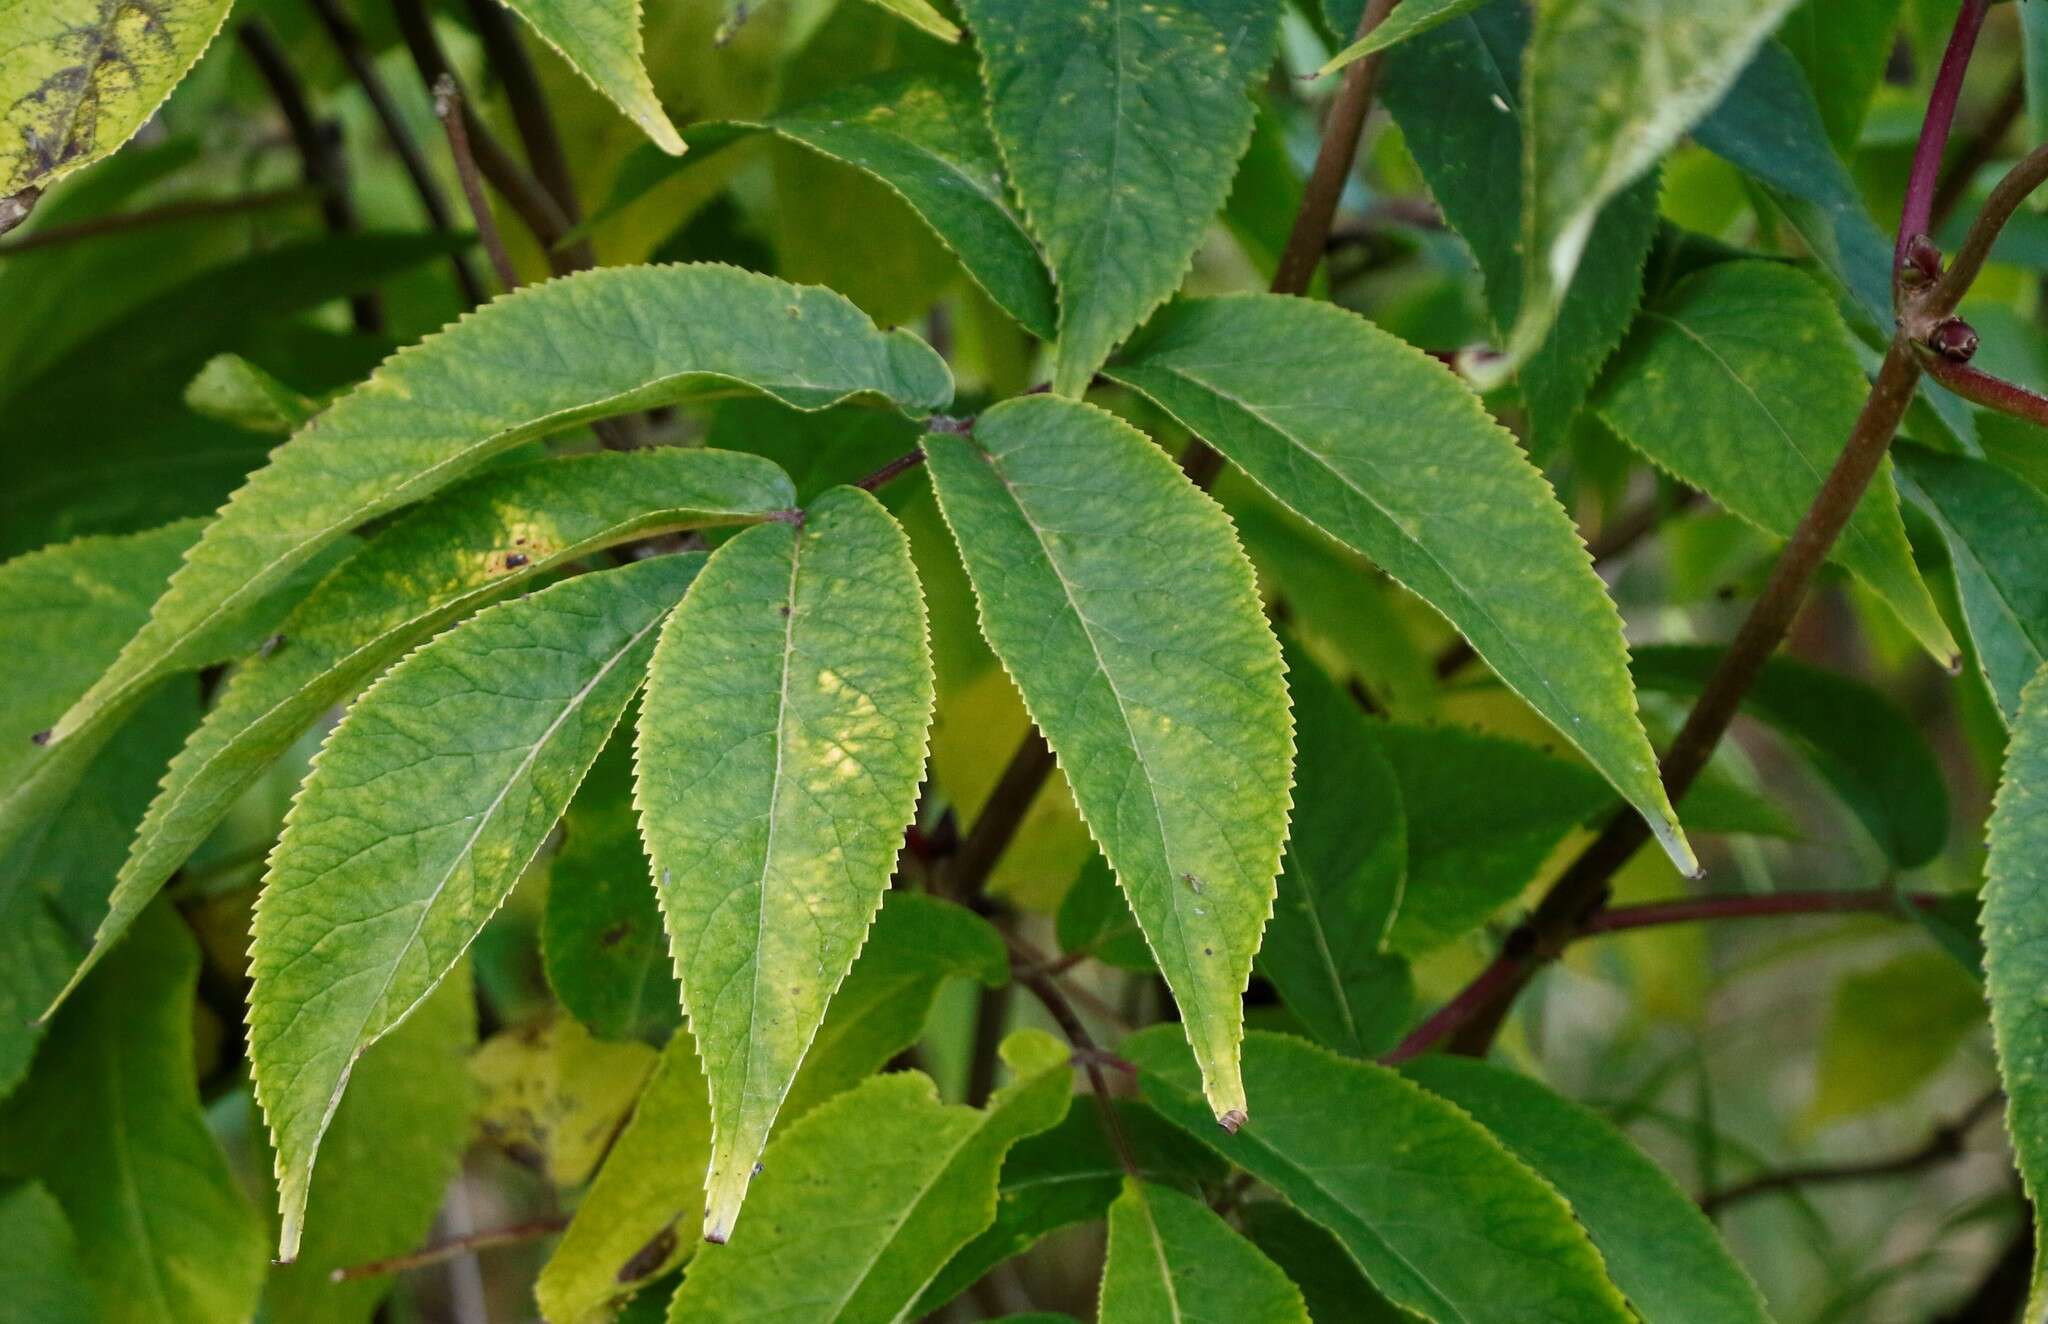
left=502, top=0, right=685, bottom=153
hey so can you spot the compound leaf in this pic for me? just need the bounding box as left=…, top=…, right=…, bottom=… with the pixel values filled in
left=926, top=393, right=1294, bottom=1127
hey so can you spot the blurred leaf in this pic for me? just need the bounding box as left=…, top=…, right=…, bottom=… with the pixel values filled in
left=1598, top=261, right=1955, bottom=665
left=1407, top=1057, right=1770, bottom=1324
left=0, top=905, right=265, bottom=1324
left=472, top=1014, right=658, bottom=1185
left=1057, top=855, right=1158, bottom=973
left=503, top=0, right=686, bottom=152
left=1897, top=442, right=2048, bottom=729
left=927, top=394, right=1294, bottom=1128
left=1318, top=0, right=1496, bottom=73
left=637, top=488, right=933, bottom=1242
left=1126, top=1028, right=1633, bottom=1324
left=1810, top=950, right=1984, bottom=1124
left=862, top=0, right=963, bottom=41
left=958, top=0, right=1280, bottom=393
left=1100, top=1178, right=1309, bottom=1323
left=184, top=353, right=321, bottom=435
left=666, top=1031, right=1072, bottom=1316
left=0, top=1181, right=95, bottom=1324
left=1779, top=0, right=1903, bottom=151
left=1911, top=892, right=1986, bottom=984
left=1237, top=1202, right=1408, bottom=1323
left=1109, top=295, right=1689, bottom=875
left=252, top=556, right=699, bottom=1260
left=1630, top=644, right=1948, bottom=868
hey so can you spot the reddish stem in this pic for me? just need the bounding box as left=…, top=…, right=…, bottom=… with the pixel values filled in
left=1918, top=353, right=2048, bottom=426
left=1583, top=888, right=1940, bottom=935
left=1897, top=0, right=1991, bottom=268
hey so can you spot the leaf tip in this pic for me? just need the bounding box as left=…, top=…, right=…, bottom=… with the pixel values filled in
left=1217, top=1106, right=1247, bottom=1135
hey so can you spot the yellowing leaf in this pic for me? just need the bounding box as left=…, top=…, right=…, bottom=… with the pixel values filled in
left=471, top=1014, right=658, bottom=1186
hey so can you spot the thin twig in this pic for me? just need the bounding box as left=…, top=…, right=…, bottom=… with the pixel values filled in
left=0, top=188, right=320, bottom=256
left=239, top=20, right=382, bottom=332
left=1918, top=352, right=2048, bottom=426
left=1919, top=141, right=2048, bottom=328
left=304, top=0, right=485, bottom=306
left=434, top=77, right=519, bottom=292
left=459, top=0, right=592, bottom=270
left=943, top=731, right=1056, bottom=902
left=853, top=448, right=927, bottom=493
left=1007, top=936, right=1140, bottom=1175
left=1700, top=1091, right=2003, bottom=1215
left=329, top=1214, right=569, bottom=1280
left=1580, top=888, right=1941, bottom=935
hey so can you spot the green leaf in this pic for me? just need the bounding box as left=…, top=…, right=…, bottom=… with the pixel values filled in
left=1257, top=642, right=1410, bottom=1058
left=1057, top=855, right=1158, bottom=973
left=1496, top=0, right=1799, bottom=375
left=46, top=264, right=948, bottom=756
left=1405, top=1056, right=1771, bottom=1324
left=1630, top=644, right=1948, bottom=868
left=958, top=0, right=1281, bottom=395
left=1896, top=443, right=2048, bottom=729
left=664, top=1031, right=1072, bottom=1322
left=926, top=394, right=1294, bottom=1126
left=691, top=71, right=1056, bottom=338
left=1100, top=1178, right=1310, bottom=1324
left=1986, top=666, right=2048, bottom=1317
left=1377, top=3, right=1660, bottom=445
left=1809, top=950, right=1983, bottom=1124
left=1237, top=1203, right=1408, bottom=1323
left=1317, top=0, right=1496, bottom=73
left=1105, top=295, right=1689, bottom=873
left=74, top=448, right=794, bottom=1016
left=471, top=1013, right=658, bottom=1185
left=0, top=1182, right=95, bottom=1324
left=1596, top=261, right=1956, bottom=665
left=184, top=353, right=322, bottom=435
left=1374, top=722, right=1608, bottom=952
left=917, top=1102, right=1228, bottom=1316
left=1126, top=1028, right=1633, bottom=1324
left=863, top=0, right=964, bottom=41
left=502, top=0, right=686, bottom=153
left=636, top=486, right=934, bottom=1242
left=250, top=555, right=702, bottom=1262
left=544, top=727, right=677, bottom=1043
left=1778, top=0, right=1902, bottom=151
left=0, top=905, right=266, bottom=1324
left=539, top=891, right=1005, bottom=1322
left=0, top=0, right=234, bottom=202
left=264, top=972, right=476, bottom=1324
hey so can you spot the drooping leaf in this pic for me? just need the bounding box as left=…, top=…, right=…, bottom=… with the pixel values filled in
left=1777, top=0, right=1902, bottom=151
left=1896, top=443, right=2048, bottom=729
left=1378, top=3, right=1660, bottom=444
left=926, top=393, right=1294, bottom=1126
left=1258, top=642, right=1410, bottom=1058
left=917, top=1102, right=1228, bottom=1316
left=862, top=0, right=963, bottom=41
left=46, top=264, right=949, bottom=757
left=1099, top=1178, right=1310, bottom=1324
left=1630, top=644, right=1948, bottom=867
left=471, top=1014, right=658, bottom=1185
left=251, top=555, right=703, bottom=1262
left=958, top=0, right=1281, bottom=394
left=1984, top=666, right=2048, bottom=1317
left=264, top=972, right=477, bottom=1324
left=1809, top=950, right=1983, bottom=1125
left=502, top=0, right=686, bottom=153
left=1126, top=1028, right=1633, bottom=1324
left=544, top=727, right=677, bottom=1043
left=0, top=1181, right=95, bottom=1324
left=538, top=891, right=1006, bottom=1322
left=636, top=486, right=934, bottom=1242
left=1106, top=295, right=1689, bottom=873
left=664, top=1031, right=1072, bottom=1323
left=76, top=448, right=794, bottom=1015
left=184, top=353, right=322, bottom=435
left=1317, top=0, right=1497, bottom=73
left=691, top=70, right=1056, bottom=338
left=0, top=0, right=235, bottom=202
left=1406, top=1056, right=1771, bottom=1324
left=1596, top=261, right=1955, bottom=664
left=0, top=905, right=266, bottom=1324
left=1497, top=0, right=1798, bottom=373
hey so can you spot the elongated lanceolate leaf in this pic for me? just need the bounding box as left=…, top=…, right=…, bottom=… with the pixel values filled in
left=636, top=486, right=934, bottom=1243
left=958, top=0, right=1280, bottom=395
left=1494, top=0, right=1799, bottom=377
left=502, top=0, right=685, bottom=153
left=0, top=0, right=234, bottom=203
left=665, top=1032, right=1072, bottom=1323
left=1406, top=1057, right=1770, bottom=1324
left=71, top=448, right=793, bottom=1015
left=1318, top=0, right=1496, bottom=74
left=1982, top=667, right=2048, bottom=1318
left=1100, top=1179, right=1310, bottom=1324
left=251, top=555, right=702, bottom=1262
left=1597, top=261, right=1954, bottom=664
left=926, top=394, right=1295, bottom=1125
left=47, top=264, right=950, bottom=755
left=1127, top=1028, right=1633, bottom=1324
left=692, top=71, right=1056, bottom=338
left=1896, top=444, right=2048, bottom=728
left=1106, top=295, right=1689, bottom=873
